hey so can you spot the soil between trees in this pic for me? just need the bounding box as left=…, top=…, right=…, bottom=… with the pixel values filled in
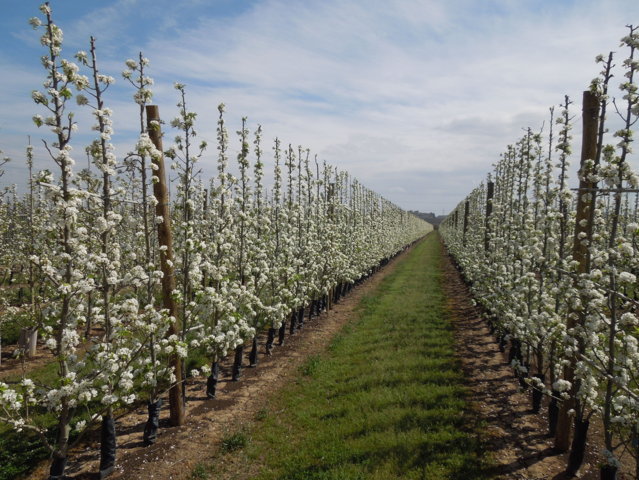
left=22, top=234, right=610, bottom=479
left=441, top=242, right=603, bottom=480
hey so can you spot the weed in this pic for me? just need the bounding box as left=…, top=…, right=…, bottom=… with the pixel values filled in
left=299, top=355, right=321, bottom=377
left=221, top=431, right=249, bottom=453
left=255, top=408, right=268, bottom=421
left=189, top=462, right=210, bottom=480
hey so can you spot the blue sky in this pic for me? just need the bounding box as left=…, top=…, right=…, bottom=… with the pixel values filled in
left=1, top=0, right=638, bottom=213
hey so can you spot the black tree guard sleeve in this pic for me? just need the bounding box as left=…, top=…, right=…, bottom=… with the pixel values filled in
left=289, top=311, right=296, bottom=335
left=48, top=455, right=67, bottom=480
left=278, top=321, right=286, bottom=346
left=266, top=327, right=276, bottom=355
left=566, top=417, right=590, bottom=475
left=548, top=390, right=560, bottom=437
left=249, top=336, right=258, bottom=367
left=232, top=345, right=244, bottom=381
left=206, top=361, right=220, bottom=398
left=143, top=398, right=163, bottom=446
left=600, top=464, right=618, bottom=480
left=99, top=414, right=116, bottom=479
left=531, top=374, right=544, bottom=413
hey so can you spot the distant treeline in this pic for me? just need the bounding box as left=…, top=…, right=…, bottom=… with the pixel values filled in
left=408, top=211, right=445, bottom=226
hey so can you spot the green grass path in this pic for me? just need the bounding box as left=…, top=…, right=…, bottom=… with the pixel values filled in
left=213, top=233, right=491, bottom=480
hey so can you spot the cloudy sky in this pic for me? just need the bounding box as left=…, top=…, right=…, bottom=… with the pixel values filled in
left=0, top=0, right=638, bottom=214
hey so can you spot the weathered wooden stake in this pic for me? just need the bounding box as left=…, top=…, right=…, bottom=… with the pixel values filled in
left=462, top=200, right=470, bottom=246
left=485, top=180, right=494, bottom=252
left=554, top=90, right=599, bottom=453
left=146, top=105, right=185, bottom=427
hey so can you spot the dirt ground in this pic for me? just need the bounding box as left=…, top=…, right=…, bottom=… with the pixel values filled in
left=0, top=344, right=54, bottom=380
left=440, top=244, right=609, bottom=480
left=1, top=326, right=106, bottom=380
left=21, top=237, right=630, bottom=479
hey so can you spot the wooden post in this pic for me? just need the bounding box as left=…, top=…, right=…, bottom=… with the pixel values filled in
left=146, top=105, right=185, bottom=427
left=554, top=90, right=599, bottom=452
left=462, top=200, right=470, bottom=246
left=328, top=182, right=335, bottom=220
left=485, top=181, right=494, bottom=252
left=327, top=182, right=336, bottom=311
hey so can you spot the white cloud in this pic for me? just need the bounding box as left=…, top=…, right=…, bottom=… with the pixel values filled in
left=1, top=0, right=638, bottom=213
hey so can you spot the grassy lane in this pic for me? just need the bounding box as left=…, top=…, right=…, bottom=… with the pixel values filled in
left=201, top=232, right=491, bottom=480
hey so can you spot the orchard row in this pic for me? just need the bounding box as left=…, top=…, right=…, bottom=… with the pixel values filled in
left=0, top=4, right=431, bottom=479
left=441, top=26, right=639, bottom=479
